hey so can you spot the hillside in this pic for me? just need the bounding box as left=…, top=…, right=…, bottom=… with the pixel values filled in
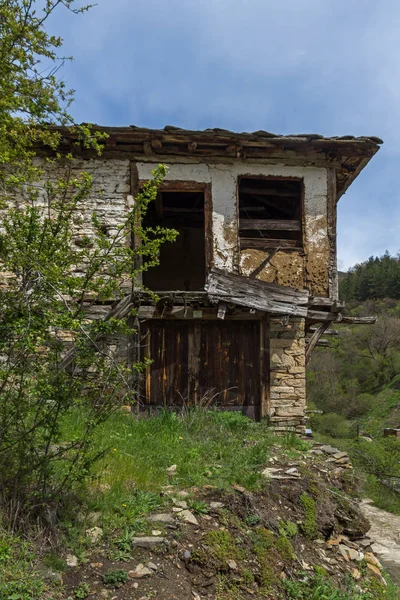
left=309, top=252, right=400, bottom=517
left=1, top=410, right=398, bottom=600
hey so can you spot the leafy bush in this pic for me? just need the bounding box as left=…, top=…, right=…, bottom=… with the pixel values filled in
left=312, top=413, right=352, bottom=439
left=102, top=569, right=128, bottom=587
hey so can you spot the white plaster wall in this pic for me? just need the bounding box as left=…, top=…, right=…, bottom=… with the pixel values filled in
left=137, top=161, right=328, bottom=273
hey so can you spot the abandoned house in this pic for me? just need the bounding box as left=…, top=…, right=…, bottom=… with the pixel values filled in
left=39, top=126, right=382, bottom=432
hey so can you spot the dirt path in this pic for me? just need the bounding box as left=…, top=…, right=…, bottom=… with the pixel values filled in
left=360, top=499, right=400, bottom=585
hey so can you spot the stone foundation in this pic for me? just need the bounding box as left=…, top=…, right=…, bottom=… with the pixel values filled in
left=269, top=317, right=306, bottom=434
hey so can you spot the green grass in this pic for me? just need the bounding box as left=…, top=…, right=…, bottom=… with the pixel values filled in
left=63, top=409, right=277, bottom=512
left=0, top=532, right=45, bottom=599
left=55, top=408, right=288, bottom=549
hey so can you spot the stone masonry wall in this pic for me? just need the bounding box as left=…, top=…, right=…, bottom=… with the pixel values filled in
left=269, top=317, right=306, bottom=434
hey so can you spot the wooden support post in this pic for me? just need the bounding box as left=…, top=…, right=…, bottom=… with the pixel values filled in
left=131, top=316, right=143, bottom=411
left=260, top=316, right=270, bottom=420
left=305, top=322, right=330, bottom=364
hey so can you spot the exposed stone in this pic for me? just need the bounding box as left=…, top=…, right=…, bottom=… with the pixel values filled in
left=210, top=501, right=225, bottom=509
left=178, top=510, right=199, bottom=525
left=85, top=526, right=103, bottom=544
left=173, top=500, right=188, bottom=509
left=227, top=559, right=238, bottom=571
left=333, top=452, right=348, bottom=460
left=320, top=445, right=340, bottom=454
left=129, top=563, right=153, bottom=578
left=66, top=554, right=78, bottom=567
left=365, top=552, right=382, bottom=569
left=148, top=513, right=175, bottom=524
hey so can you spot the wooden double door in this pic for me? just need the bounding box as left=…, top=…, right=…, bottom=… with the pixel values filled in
left=140, top=319, right=269, bottom=419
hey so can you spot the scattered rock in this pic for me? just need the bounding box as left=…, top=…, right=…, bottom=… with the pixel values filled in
left=173, top=500, right=188, bottom=509
left=358, top=538, right=372, bottom=549
left=167, top=464, right=178, bottom=476
left=365, top=552, right=382, bottom=569
left=367, top=562, right=383, bottom=578
left=227, top=559, right=238, bottom=571
left=86, top=511, right=101, bottom=524
left=152, top=530, right=162, bottom=536
left=333, top=452, right=348, bottom=460
left=320, top=445, right=340, bottom=454
left=336, top=457, right=350, bottom=465
left=192, top=591, right=201, bottom=599
left=148, top=513, right=175, bottom=524
left=183, top=549, right=192, bottom=561
left=285, top=467, right=300, bottom=476
left=352, top=568, right=361, bottom=580
left=178, top=510, right=199, bottom=525
left=147, top=561, right=158, bottom=571
left=66, top=554, right=78, bottom=567
left=342, top=538, right=359, bottom=550
left=85, top=526, right=103, bottom=544
left=177, top=490, right=190, bottom=498
left=261, top=467, right=299, bottom=480
left=210, top=501, right=224, bottom=509
left=338, top=544, right=363, bottom=562
left=129, top=563, right=153, bottom=578
left=172, top=507, right=183, bottom=513
left=131, top=537, right=166, bottom=549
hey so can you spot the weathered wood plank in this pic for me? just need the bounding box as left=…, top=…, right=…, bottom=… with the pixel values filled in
left=308, top=297, right=345, bottom=308
left=239, top=219, right=301, bottom=231
left=206, top=268, right=309, bottom=302
left=240, top=238, right=301, bottom=249
left=239, top=185, right=300, bottom=198
left=205, top=268, right=309, bottom=317
left=340, top=315, right=377, bottom=324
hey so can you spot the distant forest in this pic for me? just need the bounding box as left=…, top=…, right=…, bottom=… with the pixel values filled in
left=340, top=252, right=400, bottom=302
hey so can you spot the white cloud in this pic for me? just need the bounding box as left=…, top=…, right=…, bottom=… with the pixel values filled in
left=49, top=0, right=400, bottom=268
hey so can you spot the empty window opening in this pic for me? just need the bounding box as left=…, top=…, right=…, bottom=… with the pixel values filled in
left=238, top=177, right=303, bottom=250
left=142, top=190, right=205, bottom=291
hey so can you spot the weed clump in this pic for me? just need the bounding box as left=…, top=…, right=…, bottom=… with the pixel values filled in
left=275, top=534, right=296, bottom=561
left=102, top=568, right=128, bottom=587
left=300, top=492, right=318, bottom=540
left=203, top=529, right=245, bottom=567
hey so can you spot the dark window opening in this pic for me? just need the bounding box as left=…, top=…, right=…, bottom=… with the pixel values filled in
left=238, top=177, right=303, bottom=250
left=142, top=191, right=205, bottom=291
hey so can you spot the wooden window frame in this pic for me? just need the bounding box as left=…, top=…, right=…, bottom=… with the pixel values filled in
left=131, top=167, right=213, bottom=288
left=237, top=175, right=304, bottom=251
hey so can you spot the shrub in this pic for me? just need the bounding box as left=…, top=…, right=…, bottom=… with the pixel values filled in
left=312, top=413, right=352, bottom=439
left=103, top=569, right=128, bottom=587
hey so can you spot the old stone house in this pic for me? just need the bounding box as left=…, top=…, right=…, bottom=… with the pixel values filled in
left=46, top=126, right=382, bottom=432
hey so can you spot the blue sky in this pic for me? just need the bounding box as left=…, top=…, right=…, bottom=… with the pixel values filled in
left=52, top=0, right=400, bottom=270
